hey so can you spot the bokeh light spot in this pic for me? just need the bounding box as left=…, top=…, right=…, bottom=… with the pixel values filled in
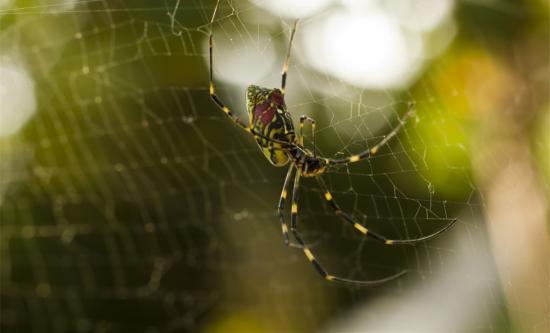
left=303, top=10, right=424, bottom=89
left=251, top=0, right=333, bottom=19
left=0, top=58, right=37, bottom=138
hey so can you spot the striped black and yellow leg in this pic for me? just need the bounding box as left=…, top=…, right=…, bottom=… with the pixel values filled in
left=209, top=34, right=296, bottom=149
left=209, top=34, right=252, bottom=132
left=290, top=166, right=406, bottom=285
left=281, top=19, right=299, bottom=94
left=289, top=164, right=302, bottom=237
left=299, top=115, right=316, bottom=156
left=294, top=229, right=407, bottom=285
left=278, top=164, right=295, bottom=246
left=315, top=176, right=456, bottom=245
left=327, top=106, right=415, bottom=165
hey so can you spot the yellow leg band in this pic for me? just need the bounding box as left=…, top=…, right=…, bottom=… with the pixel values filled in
left=304, top=248, right=314, bottom=261
left=354, top=223, right=368, bottom=234
left=349, top=155, right=360, bottom=162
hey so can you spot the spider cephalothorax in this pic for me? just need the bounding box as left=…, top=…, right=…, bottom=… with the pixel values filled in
left=301, top=152, right=327, bottom=177
left=208, top=13, right=456, bottom=286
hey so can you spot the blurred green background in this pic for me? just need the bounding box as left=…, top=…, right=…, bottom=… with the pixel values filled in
left=0, top=0, right=548, bottom=332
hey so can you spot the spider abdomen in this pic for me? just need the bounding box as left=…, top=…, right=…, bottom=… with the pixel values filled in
left=246, top=85, right=295, bottom=166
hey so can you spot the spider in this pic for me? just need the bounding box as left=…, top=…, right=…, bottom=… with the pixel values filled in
left=208, top=17, right=456, bottom=286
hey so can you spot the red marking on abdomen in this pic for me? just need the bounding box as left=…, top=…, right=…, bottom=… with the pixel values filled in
left=254, top=103, right=276, bottom=125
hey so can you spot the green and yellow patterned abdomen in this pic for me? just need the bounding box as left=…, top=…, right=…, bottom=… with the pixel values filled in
left=246, top=85, right=295, bottom=166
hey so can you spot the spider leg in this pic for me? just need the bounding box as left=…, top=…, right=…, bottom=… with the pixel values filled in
left=277, top=163, right=302, bottom=248
left=326, top=106, right=415, bottom=165
left=299, top=115, right=316, bottom=156
left=209, top=34, right=298, bottom=149
left=315, top=176, right=456, bottom=245
left=281, top=19, right=299, bottom=94
left=209, top=34, right=252, bottom=131
left=290, top=164, right=407, bottom=285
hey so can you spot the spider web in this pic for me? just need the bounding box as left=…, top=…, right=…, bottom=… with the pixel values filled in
left=1, top=1, right=547, bottom=332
